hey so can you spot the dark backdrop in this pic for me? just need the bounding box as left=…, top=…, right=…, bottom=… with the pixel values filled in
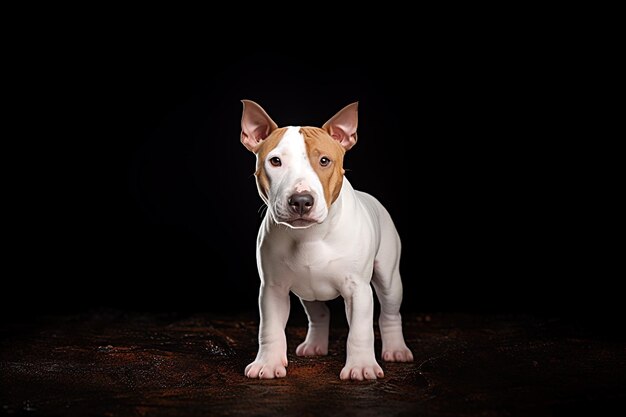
left=6, top=45, right=603, bottom=326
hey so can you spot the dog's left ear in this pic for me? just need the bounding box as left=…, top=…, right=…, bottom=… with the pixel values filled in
left=323, top=102, right=358, bottom=150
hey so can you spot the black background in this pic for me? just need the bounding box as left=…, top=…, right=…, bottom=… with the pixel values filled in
left=6, top=41, right=605, bottom=329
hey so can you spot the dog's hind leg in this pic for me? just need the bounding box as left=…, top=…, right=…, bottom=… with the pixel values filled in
left=371, top=224, right=414, bottom=363
left=296, top=299, right=330, bottom=356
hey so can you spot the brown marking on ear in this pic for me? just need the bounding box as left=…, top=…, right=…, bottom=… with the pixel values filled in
left=300, top=127, right=346, bottom=207
left=254, top=127, right=288, bottom=204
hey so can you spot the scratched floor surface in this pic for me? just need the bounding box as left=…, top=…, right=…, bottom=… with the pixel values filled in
left=1, top=311, right=624, bottom=417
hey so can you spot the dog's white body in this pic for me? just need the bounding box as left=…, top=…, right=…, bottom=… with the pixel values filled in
left=241, top=102, right=413, bottom=380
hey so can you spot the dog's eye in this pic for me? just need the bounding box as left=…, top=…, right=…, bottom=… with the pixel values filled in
left=269, top=157, right=282, bottom=167
left=320, top=157, right=331, bottom=167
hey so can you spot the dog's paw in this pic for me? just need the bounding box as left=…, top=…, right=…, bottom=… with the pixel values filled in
left=296, top=340, right=328, bottom=356
left=245, top=354, right=288, bottom=379
left=340, top=359, right=384, bottom=381
left=382, top=344, right=414, bottom=362
left=245, top=360, right=287, bottom=379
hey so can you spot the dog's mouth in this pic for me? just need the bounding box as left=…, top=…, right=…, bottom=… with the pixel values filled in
left=270, top=200, right=326, bottom=229
left=284, top=218, right=317, bottom=229
left=272, top=215, right=319, bottom=229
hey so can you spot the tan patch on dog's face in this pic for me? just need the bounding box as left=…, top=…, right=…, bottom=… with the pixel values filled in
left=254, top=127, right=288, bottom=204
left=300, top=127, right=346, bottom=207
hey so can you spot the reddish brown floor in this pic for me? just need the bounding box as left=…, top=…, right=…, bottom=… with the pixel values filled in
left=1, top=311, right=624, bottom=416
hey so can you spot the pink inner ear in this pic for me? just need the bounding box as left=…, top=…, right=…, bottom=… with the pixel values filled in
left=327, top=125, right=356, bottom=150
left=322, top=102, right=358, bottom=151
left=250, top=124, right=270, bottom=142
left=330, top=131, right=343, bottom=141
left=240, top=100, right=278, bottom=152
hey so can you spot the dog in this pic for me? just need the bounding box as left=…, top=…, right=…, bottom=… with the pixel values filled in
left=241, top=100, right=413, bottom=380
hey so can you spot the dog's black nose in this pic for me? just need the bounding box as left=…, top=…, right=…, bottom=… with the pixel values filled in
left=288, top=193, right=314, bottom=216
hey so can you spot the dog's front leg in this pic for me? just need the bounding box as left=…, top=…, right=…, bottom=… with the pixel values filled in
left=340, top=278, right=384, bottom=380
left=245, top=283, right=290, bottom=379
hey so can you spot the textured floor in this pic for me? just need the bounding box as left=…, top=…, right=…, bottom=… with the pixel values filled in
left=1, top=311, right=624, bottom=416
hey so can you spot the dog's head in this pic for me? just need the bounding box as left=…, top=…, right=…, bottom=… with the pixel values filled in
left=241, top=101, right=358, bottom=229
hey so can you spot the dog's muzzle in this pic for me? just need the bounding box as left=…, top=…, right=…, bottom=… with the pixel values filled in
left=271, top=192, right=320, bottom=229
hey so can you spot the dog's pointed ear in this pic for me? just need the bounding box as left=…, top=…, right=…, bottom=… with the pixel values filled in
left=241, top=100, right=278, bottom=153
left=322, top=102, right=358, bottom=150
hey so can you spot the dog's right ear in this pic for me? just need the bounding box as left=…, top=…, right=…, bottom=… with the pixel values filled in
left=241, top=100, right=278, bottom=153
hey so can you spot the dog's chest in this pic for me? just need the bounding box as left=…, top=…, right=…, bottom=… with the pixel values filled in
left=280, top=240, right=351, bottom=301
left=283, top=239, right=344, bottom=273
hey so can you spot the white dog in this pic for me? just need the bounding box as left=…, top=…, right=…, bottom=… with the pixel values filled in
left=241, top=100, right=413, bottom=380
